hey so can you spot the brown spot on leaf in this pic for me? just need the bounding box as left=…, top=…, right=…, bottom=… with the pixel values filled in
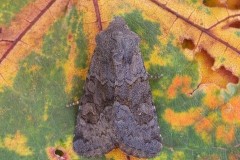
left=222, top=20, right=240, bottom=29
left=195, top=49, right=239, bottom=88
left=228, top=20, right=240, bottom=29
left=203, top=0, right=240, bottom=10
left=47, top=147, right=69, bottom=160
left=181, top=38, right=195, bottom=50
left=55, top=149, right=64, bottom=157
left=68, top=34, right=73, bottom=41
left=217, top=66, right=239, bottom=83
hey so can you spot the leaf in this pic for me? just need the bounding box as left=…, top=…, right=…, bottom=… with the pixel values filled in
left=0, top=0, right=240, bottom=160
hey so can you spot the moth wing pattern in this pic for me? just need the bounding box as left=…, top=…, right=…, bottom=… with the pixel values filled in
left=73, top=17, right=162, bottom=158
left=73, top=49, right=116, bottom=157
left=113, top=44, right=162, bottom=157
left=73, top=106, right=115, bottom=157
left=114, top=102, right=162, bottom=158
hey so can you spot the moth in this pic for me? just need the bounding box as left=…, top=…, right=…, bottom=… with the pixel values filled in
left=73, top=17, right=162, bottom=158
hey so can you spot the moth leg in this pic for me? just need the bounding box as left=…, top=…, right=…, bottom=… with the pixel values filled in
left=66, top=100, right=80, bottom=107
left=147, top=73, right=163, bottom=80
left=73, top=105, right=116, bottom=157
left=114, top=102, right=162, bottom=158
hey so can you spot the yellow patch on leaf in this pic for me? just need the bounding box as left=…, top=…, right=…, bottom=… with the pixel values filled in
left=200, top=84, right=224, bottom=109
left=29, top=65, right=41, bottom=73
left=152, top=152, right=168, bottom=160
left=152, top=89, right=162, bottom=98
left=64, top=37, right=77, bottom=94
left=145, top=46, right=171, bottom=69
left=43, top=103, right=49, bottom=121
left=167, top=75, right=192, bottom=99
left=221, top=96, right=240, bottom=125
left=2, top=131, right=33, bottom=156
left=64, top=35, right=88, bottom=94
left=173, top=151, right=185, bottom=160
left=198, top=131, right=211, bottom=144
left=130, top=156, right=147, bottom=160
left=105, top=148, right=129, bottom=160
left=194, top=113, right=218, bottom=143
left=105, top=148, right=146, bottom=160
left=163, top=107, right=202, bottom=131
left=216, top=125, right=235, bottom=144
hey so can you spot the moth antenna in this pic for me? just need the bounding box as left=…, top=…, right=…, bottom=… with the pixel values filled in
left=147, top=73, right=163, bottom=80
left=66, top=100, right=80, bottom=108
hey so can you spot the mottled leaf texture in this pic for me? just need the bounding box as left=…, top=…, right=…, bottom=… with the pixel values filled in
left=73, top=17, right=162, bottom=158
left=1, top=0, right=240, bottom=159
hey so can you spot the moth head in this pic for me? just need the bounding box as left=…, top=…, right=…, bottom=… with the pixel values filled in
left=95, top=17, right=141, bottom=65
left=109, top=16, right=128, bottom=30
left=111, top=33, right=140, bottom=66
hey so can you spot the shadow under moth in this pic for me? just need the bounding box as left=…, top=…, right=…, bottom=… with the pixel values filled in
left=73, top=17, right=162, bottom=158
